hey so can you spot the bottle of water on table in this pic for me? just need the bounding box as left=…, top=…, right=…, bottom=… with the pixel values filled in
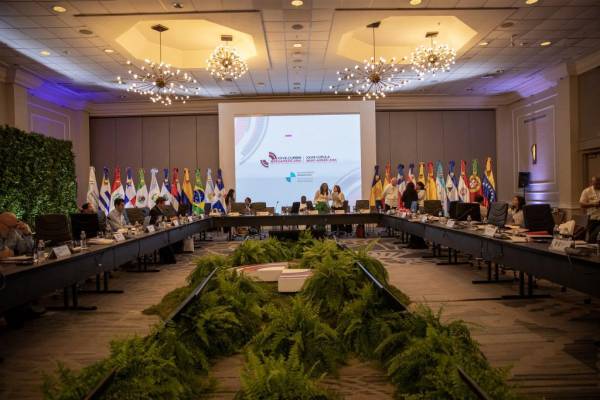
left=80, top=230, right=87, bottom=249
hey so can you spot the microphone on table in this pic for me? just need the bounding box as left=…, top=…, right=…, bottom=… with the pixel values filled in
left=274, top=201, right=279, bottom=214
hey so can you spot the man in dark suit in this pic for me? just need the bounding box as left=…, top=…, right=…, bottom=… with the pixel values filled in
left=149, top=196, right=176, bottom=264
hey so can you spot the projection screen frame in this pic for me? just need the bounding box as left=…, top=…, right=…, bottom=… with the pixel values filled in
left=218, top=100, right=376, bottom=204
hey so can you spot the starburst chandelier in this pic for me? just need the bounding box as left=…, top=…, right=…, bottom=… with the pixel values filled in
left=206, top=35, right=248, bottom=81
left=116, top=24, right=200, bottom=106
left=330, top=21, right=409, bottom=100
left=410, top=32, right=456, bottom=78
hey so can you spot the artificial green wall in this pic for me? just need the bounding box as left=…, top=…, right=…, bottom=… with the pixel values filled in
left=0, top=125, right=77, bottom=225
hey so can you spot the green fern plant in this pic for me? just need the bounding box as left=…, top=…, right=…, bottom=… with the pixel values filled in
left=299, top=239, right=346, bottom=269
left=231, top=238, right=292, bottom=267
left=251, top=296, right=344, bottom=375
left=236, top=349, right=335, bottom=400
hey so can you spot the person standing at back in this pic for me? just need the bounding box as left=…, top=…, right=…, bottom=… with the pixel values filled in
left=331, top=185, right=345, bottom=209
left=580, top=176, right=600, bottom=241
left=314, top=183, right=331, bottom=204
left=381, top=177, right=398, bottom=211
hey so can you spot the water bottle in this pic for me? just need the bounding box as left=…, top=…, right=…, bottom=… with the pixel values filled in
left=467, top=214, right=472, bottom=227
left=36, top=240, right=45, bottom=262
left=80, top=230, right=87, bottom=249
left=553, top=225, right=560, bottom=239
left=596, top=232, right=600, bottom=257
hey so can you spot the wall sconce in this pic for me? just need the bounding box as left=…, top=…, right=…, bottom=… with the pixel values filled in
left=531, top=143, right=537, bottom=164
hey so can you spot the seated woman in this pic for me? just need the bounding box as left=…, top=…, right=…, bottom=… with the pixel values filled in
left=0, top=212, right=34, bottom=259
left=507, top=195, right=525, bottom=227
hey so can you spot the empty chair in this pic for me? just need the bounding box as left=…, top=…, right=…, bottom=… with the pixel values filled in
left=423, top=200, right=443, bottom=216
left=35, top=214, right=71, bottom=245
left=251, top=202, right=267, bottom=212
left=291, top=202, right=300, bottom=214
left=70, top=213, right=99, bottom=239
left=342, top=200, right=349, bottom=212
left=163, top=204, right=178, bottom=218
left=177, top=203, right=191, bottom=216
left=455, top=202, right=481, bottom=221
left=448, top=201, right=459, bottom=219
left=230, top=202, right=247, bottom=213
left=126, top=207, right=146, bottom=225
left=572, top=214, right=590, bottom=241
left=265, top=207, right=275, bottom=215
left=355, top=199, right=370, bottom=211
left=487, top=202, right=508, bottom=227
left=523, top=204, right=555, bottom=234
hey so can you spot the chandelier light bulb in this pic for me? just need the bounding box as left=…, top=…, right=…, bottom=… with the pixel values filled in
left=206, top=38, right=248, bottom=81
left=410, top=33, right=456, bottom=77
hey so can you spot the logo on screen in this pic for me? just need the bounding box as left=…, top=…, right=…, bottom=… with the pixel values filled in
left=285, top=172, right=297, bottom=182
left=268, top=152, right=277, bottom=161
left=260, top=160, right=269, bottom=168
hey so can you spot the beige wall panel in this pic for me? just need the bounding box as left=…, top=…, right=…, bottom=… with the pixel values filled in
left=578, top=66, right=600, bottom=149
left=196, top=115, right=219, bottom=180
left=142, top=117, right=170, bottom=179
left=114, top=117, right=142, bottom=181
left=468, top=110, right=496, bottom=168
left=441, top=111, right=470, bottom=168
left=90, top=118, right=116, bottom=181
left=375, top=111, right=390, bottom=169
left=169, top=116, right=197, bottom=177
left=389, top=111, right=418, bottom=170
left=416, top=111, right=444, bottom=163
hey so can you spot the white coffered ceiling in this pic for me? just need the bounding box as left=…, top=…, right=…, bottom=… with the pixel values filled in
left=0, top=0, right=599, bottom=103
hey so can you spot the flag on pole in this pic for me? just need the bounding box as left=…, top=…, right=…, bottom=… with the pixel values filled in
left=482, top=157, right=497, bottom=207
left=181, top=168, right=194, bottom=215
left=160, top=168, right=171, bottom=205
left=369, top=165, right=383, bottom=208
left=99, top=167, right=111, bottom=216
left=426, top=162, right=438, bottom=200
left=458, top=160, right=470, bottom=202
left=86, top=166, right=99, bottom=212
left=407, top=163, right=415, bottom=184
left=205, top=168, right=216, bottom=212
left=383, top=161, right=392, bottom=186
left=148, top=168, right=160, bottom=209
left=109, top=167, right=125, bottom=212
left=397, top=163, right=406, bottom=209
left=124, top=167, right=137, bottom=208
left=469, top=159, right=483, bottom=202
left=170, top=168, right=181, bottom=212
left=435, top=161, right=447, bottom=215
left=212, top=169, right=226, bottom=213
left=417, top=162, right=426, bottom=186
left=135, top=169, right=149, bottom=209
left=445, top=161, right=459, bottom=203
left=192, top=168, right=205, bottom=216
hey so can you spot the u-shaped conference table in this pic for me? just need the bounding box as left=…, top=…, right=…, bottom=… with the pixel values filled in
left=1, top=212, right=599, bottom=314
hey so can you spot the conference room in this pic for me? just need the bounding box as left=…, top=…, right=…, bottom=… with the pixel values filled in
left=0, top=0, right=599, bottom=399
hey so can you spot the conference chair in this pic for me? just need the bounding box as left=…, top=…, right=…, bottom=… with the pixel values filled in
left=230, top=202, right=246, bottom=214
left=523, top=204, right=555, bottom=234
left=70, top=213, right=99, bottom=240
left=572, top=214, right=590, bottom=241
left=251, top=202, right=267, bottom=212
left=423, top=200, right=443, bottom=216
left=487, top=202, right=508, bottom=227
left=177, top=203, right=191, bottom=217
left=448, top=201, right=459, bottom=219
left=35, top=214, right=72, bottom=245
left=126, top=208, right=146, bottom=225
left=164, top=205, right=178, bottom=218
left=355, top=200, right=370, bottom=211
left=455, top=202, right=481, bottom=222
left=306, top=201, right=314, bottom=211
left=291, top=202, right=300, bottom=214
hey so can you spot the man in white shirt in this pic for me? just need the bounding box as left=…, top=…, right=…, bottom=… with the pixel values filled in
left=107, top=198, right=130, bottom=231
left=382, top=178, right=398, bottom=211
left=580, top=176, right=600, bottom=242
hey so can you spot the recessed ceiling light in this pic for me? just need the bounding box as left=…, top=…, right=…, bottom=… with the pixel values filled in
left=293, top=59, right=303, bottom=63
left=500, top=21, right=514, bottom=28
left=79, top=29, right=93, bottom=35
left=525, top=0, right=538, bottom=4
left=52, top=5, right=67, bottom=13
left=293, top=43, right=302, bottom=48
left=256, top=82, right=265, bottom=86
left=104, top=48, right=114, bottom=54
left=409, top=0, right=422, bottom=5
left=479, top=41, right=489, bottom=46
left=540, top=40, right=552, bottom=46
left=291, top=24, right=304, bottom=30
left=40, top=50, right=51, bottom=56
left=291, top=0, right=304, bottom=6
left=172, top=2, right=183, bottom=8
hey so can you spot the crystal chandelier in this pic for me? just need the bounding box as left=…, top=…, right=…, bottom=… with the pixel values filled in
left=330, top=21, right=409, bottom=100
left=410, top=32, right=456, bottom=78
left=206, top=35, right=248, bottom=81
left=116, top=24, right=200, bottom=106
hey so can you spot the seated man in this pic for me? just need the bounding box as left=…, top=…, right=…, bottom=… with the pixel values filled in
left=81, top=202, right=107, bottom=231
left=0, top=212, right=34, bottom=259
left=107, top=198, right=130, bottom=231
left=149, top=196, right=169, bottom=224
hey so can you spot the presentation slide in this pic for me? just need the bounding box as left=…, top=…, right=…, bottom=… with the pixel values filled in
left=234, top=114, right=362, bottom=209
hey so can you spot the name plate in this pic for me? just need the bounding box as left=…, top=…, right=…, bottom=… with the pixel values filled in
left=228, top=212, right=240, bottom=217
left=257, top=211, right=270, bottom=216
left=146, top=225, right=155, bottom=233
left=399, top=212, right=407, bottom=219
left=113, top=232, right=126, bottom=242
left=446, top=220, right=456, bottom=228
left=334, top=209, right=345, bottom=214
left=308, top=210, right=319, bottom=215
left=484, top=226, right=498, bottom=237
left=187, top=216, right=194, bottom=223
left=172, top=219, right=180, bottom=226
left=550, top=238, right=573, bottom=253
left=51, top=245, right=71, bottom=259
left=420, top=215, right=428, bottom=223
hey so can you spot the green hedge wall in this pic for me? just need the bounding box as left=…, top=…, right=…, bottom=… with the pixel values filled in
left=0, top=125, right=77, bottom=225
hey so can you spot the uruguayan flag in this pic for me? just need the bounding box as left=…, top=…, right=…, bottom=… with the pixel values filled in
left=99, top=167, right=111, bottom=216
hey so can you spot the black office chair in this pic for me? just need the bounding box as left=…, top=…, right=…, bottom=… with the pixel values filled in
left=251, top=202, right=267, bottom=212
left=423, top=200, right=443, bottom=216
left=204, top=203, right=212, bottom=216
left=126, top=207, right=146, bottom=225
left=177, top=203, right=191, bottom=216
left=291, top=202, right=300, bottom=214
left=487, top=202, right=508, bottom=227
left=164, top=204, right=178, bottom=218
left=448, top=201, right=459, bottom=219
left=342, top=200, right=349, bottom=212
left=523, top=204, right=555, bottom=234
left=230, top=202, right=246, bottom=213
left=35, top=214, right=72, bottom=245
left=70, top=213, right=99, bottom=239
left=355, top=199, right=370, bottom=211
left=455, top=202, right=481, bottom=221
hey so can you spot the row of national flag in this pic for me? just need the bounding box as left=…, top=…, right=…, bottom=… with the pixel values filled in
left=86, top=166, right=227, bottom=216
left=370, top=157, right=496, bottom=215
